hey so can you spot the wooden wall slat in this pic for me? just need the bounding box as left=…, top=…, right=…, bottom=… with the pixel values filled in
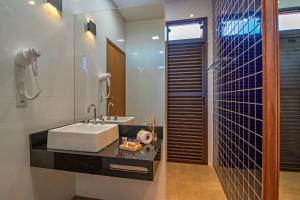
left=262, top=0, right=280, bottom=199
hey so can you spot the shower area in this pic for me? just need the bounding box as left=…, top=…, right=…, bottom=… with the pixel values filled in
left=278, top=5, right=300, bottom=200
left=280, top=36, right=300, bottom=171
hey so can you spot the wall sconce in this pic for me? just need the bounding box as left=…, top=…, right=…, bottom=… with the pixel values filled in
left=47, top=0, right=62, bottom=13
left=86, top=20, right=97, bottom=36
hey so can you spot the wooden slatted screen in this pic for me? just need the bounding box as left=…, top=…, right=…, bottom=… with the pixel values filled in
left=280, top=37, right=300, bottom=171
left=167, top=40, right=207, bottom=164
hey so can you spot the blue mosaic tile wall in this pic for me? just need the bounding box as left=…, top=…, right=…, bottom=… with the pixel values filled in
left=212, top=0, right=263, bottom=199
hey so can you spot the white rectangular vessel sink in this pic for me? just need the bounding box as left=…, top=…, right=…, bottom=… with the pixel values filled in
left=96, top=116, right=135, bottom=125
left=47, top=123, right=119, bottom=152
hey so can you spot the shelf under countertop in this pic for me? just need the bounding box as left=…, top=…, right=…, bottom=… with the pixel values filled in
left=30, top=125, right=163, bottom=181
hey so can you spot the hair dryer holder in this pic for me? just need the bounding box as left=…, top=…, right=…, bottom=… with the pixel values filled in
left=15, top=48, right=42, bottom=107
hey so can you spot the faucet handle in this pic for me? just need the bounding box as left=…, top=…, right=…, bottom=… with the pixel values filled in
left=98, top=114, right=105, bottom=124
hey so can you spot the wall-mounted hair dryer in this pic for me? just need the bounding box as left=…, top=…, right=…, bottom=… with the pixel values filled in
left=15, top=48, right=42, bottom=107
left=98, top=73, right=111, bottom=103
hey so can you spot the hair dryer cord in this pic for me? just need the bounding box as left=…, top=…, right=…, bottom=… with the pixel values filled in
left=24, top=76, right=42, bottom=100
left=103, top=82, right=111, bottom=99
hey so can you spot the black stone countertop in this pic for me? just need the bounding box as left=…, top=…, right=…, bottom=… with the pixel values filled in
left=30, top=125, right=163, bottom=181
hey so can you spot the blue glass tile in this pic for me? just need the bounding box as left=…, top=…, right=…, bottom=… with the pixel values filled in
left=256, top=136, right=263, bottom=152
left=256, top=105, right=262, bottom=120
left=250, top=104, right=256, bottom=118
left=250, top=90, right=256, bottom=103
left=256, top=120, right=263, bottom=136
left=250, top=118, right=256, bottom=132
left=243, top=103, right=249, bottom=115
left=256, top=90, right=262, bottom=103
left=250, top=74, right=256, bottom=87
left=250, top=132, right=256, bottom=147
left=256, top=77, right=262, bottom=90
left=256, top=151, right=263, bottom=167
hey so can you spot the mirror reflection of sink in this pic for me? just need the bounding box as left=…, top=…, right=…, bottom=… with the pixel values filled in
left=47, top=123, right=119, bottom=152
left=96, top=116, right=135, bottom=125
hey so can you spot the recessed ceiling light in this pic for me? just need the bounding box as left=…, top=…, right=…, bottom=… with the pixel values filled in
left=152, top=36, right=160, bottom=40
left=28, top=1, right=36, bottom=5
left=159, top=51, right=164, bottom=54
left=158, top=65, right=165, bottom=70
left=117, top=39, right=125, bottom=42
left=133, top=52, right=139, bottom=56
left=190, top=14, right=194, bottom=18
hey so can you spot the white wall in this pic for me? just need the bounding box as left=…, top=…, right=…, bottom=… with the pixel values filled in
left=125, top=19, right=165, bottom=126
left=165, top=0, right=214, bottom=165
left=0, top=0, right=115, bottom=199
left=74, top=9, right=125, bottom=122
left=0, top=0, right=75, bottom=199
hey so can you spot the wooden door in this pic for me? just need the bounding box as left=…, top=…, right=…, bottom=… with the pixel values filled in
left=280, top=36, right=300, bottom=171
left=167, top=39, right=208, bottom=164
left=107, top=39, right=126, bottom=116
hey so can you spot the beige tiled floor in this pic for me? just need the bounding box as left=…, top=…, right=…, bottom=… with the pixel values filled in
left=166, top=162, right=226, bottom=200
left=166, top=164, right=300, bottom=200
left=280, top=171, right=300, bottom=200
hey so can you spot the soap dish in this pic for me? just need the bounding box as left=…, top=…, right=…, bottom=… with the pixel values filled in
left=119, top=143, right=142, bottom=151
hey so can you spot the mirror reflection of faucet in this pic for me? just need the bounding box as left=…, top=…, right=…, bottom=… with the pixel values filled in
left=97, top=116, right=135, bottom=125
left=87, top=104, right=97, bottom=124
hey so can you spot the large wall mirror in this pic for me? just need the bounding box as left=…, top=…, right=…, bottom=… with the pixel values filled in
left=74, top=3, right=165, bottom=126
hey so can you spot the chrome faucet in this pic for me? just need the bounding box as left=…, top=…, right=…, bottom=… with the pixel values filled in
left=87, top=104, right=97, bottom=124
left=107, top=102, right=114, bottom=120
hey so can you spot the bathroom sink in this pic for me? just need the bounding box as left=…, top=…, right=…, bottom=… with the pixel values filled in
left=47, top=123, right=119, bottom=152
left=96, top=116, right=135, bottom=125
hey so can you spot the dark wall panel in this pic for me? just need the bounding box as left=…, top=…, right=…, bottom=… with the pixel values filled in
left=280, top=37, right=300, bottom=171
left=212, top=0, right=263, bottom=199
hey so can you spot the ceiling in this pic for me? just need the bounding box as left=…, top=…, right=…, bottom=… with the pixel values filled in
left=112, top=0, right=164, bottom=8
left=116, top=3, right=164, bottom=22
